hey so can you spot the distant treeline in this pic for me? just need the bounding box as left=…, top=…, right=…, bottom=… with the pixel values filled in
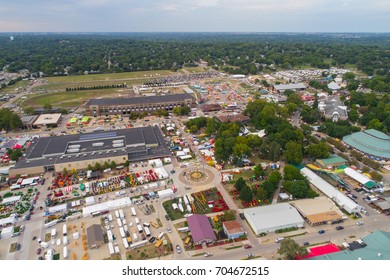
left=65, top=84, right=126, bottom=91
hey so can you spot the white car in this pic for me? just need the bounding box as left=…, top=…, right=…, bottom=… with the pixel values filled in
left=356, top=222, right=364, bottom=226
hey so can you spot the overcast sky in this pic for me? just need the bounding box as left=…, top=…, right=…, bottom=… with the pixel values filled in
left=0, top=0, right=389, bottom=32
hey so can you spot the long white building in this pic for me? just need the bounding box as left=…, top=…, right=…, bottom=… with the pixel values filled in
left=301, top=167, right=362, bottom=214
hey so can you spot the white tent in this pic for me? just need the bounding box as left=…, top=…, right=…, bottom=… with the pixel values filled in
left=2, top=196, right=21, bottom=205
left=85, top=196, right=96, bottom=206
left=1, top=226, right=14, bottom=239
left=301, top=168, right=361, bottom=214
left=155, top=167, right=169, bottom=179
left=344, top=168, right=373, bottom=185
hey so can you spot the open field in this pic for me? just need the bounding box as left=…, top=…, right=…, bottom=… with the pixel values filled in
left=21, top=89, right=129, bottom=108
left=180, top=67, right=207, bottom=74
left=0, top=80, right=30, bottom=94
left=44, top=70, right=175, bottom=84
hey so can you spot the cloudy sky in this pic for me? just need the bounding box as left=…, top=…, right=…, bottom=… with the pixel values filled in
left=0, top=0, right=389, bottom=32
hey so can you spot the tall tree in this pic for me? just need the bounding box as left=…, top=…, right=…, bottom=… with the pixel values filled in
left=278, top=238, right=308, bottom=260
left=284, top=142, right=303, bottom=164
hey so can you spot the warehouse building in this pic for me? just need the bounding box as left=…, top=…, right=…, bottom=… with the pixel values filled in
left=244, top=203, right=304, bottom=235
left=343, top=129, right=390, bottom=160
left=272, top=83, right=307, bottom=93
left=33, top=113, right=62, bottom=128
left=291, top=197, right=345, bottom=226
left=87, top=224, right=105, bottom=249
left=85, top=93, right=195, bottom=117
left=9, top=126, right=170, bottom=178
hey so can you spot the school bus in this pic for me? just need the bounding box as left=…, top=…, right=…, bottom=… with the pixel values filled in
left=154, top=239, right=163, bottom=248
left=150, top=221, right=159, bottom=229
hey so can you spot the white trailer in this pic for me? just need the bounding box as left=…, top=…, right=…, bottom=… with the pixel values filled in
left=108, top=242, right=115, bottom=255
left=40, top=242, right=49, bottom=249
left=132, top=232, right=138, bottom=242
left=107, top=230, right=113, bottom=242
left=63, top=224, right=68, bottom=236
left=122, top=237, right=129, bottom=249
left=135, top=217, right=140, bottom=224
left=63, top=236, right=69, bottom=245
left=116, top=218, right=123, bottom=227
left=108, top=214, right=113, bottom=222
left=63, top=246, right=68, bottom=259
left=137, top=224, right=143, bottom=233
left=131, top=207, right=137, bottom=216
left=144, top=226, right=151, bottom=237
left=51, top=228, right=57, bottom=239
left=119, top=227, right=126, bottom=238
left=114, top=245, right=120, bottom=254
left=115, top=210, right=120, bottom=218
left=183, top=195, right=189, bottom=205
left=178, top=203, right=184, bottom=213
left=122, top=219, right=127, bottom=225
left=124, top=224, right=129, bottom=233
left=119, top=209, right=125, bottom=219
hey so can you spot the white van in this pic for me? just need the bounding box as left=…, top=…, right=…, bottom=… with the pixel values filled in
left=275, top=237, right=284, bottom=243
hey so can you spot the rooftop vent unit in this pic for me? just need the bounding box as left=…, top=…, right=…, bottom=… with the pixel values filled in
left=92, top=142, right=104, bottom=147
left=113, top=143, right=124, bottom=148
left=67, top=148, right=80, bottom=153
left=112, top=139, right=124, bottom=144
left=68, top=144, right=81, bottom=149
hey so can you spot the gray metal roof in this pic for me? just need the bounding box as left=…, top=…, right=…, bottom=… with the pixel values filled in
left=11, top=126, right=171, bottom=170
left=244, top=203, right=304, bottom=231
left=85, top=93, right=194, bottom=106
left=274, top=83, right=306, bottom=91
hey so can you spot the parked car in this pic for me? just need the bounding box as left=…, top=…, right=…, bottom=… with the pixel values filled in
left=176, top=245, right=182, bottom=254
left=165, top=214, right=170, bottom=221
left=356, top=222, right=364, bottom=226
left=204, top=252, right=213, bottom=257
left=303, top=242, right=310, bottom=246
left=149, top=237, right=156, bottom=243
left=355, top=213, right=362, bottom=218
left=318, top=230, right=325, bottom=234
left=37, top=248, right=42, bottom=255
left=244, top=244, right=252, bottom=249
left=166, top=227, right=172, bottom=233
left=336, top=226, right=344, bottom=230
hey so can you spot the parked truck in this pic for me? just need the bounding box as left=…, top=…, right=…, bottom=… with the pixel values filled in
left=119, top=209, right=125, bottom=219
left=119, top=227, right=126, bottom=238
left=116, top=218, right=123, bottom=228
left=63, top=224, right=68, bottom=236
left=137, top=224, right=143, bottom=233
left=131, top=207, right=137, bottom=216
left=122, top=237, right=129, bottom=249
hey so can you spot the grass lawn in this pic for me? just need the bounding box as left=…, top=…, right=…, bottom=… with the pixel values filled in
left=45, top=70, right=175, bottom=84
left=0, top=80, right=30, bottom=94
left=233, top=169, right=255, bottom=181
left=21, top=89, right=126, bottom=108
left=126, top=237, right=173, bottom=260
left=180, top=67, right=207, bottom=73
left=9, top=243, right=17, bottom=253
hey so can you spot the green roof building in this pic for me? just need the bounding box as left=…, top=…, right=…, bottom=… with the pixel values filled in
left=343, top=129, right=390, bottom=160
left=310, top=231, right=390, bottom=260
left=316, top=155, right=347, bottom=168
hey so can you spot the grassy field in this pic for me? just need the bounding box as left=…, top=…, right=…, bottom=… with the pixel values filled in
left=180, top=67, right=207, bottom=74
left=0, top=80, right=30, bottom=94
left=45, top=70, right=175, bottom=84
left=21, top=89, right=126, bottom=108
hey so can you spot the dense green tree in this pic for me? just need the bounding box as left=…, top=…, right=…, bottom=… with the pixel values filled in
left=305, top=142, right=331, bottom=159
left=253, top=164, right=265, bottom=177
left=239, top=185, right=254, bottom=202
left=284, top=164, right=304, bottom=181
left=278, top=238, right=308, bottom=260
left=24, top=107, right=35, bottom=115
left=0, top=108, right=22, bottom=130
left=284, top=142, right=303, bottom=164
left=269, top=171, right=282, bottom=187
left=234, top=177, right=247, bottom=192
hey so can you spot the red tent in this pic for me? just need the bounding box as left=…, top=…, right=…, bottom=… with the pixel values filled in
left=12, top=144, right=22, bottom=149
